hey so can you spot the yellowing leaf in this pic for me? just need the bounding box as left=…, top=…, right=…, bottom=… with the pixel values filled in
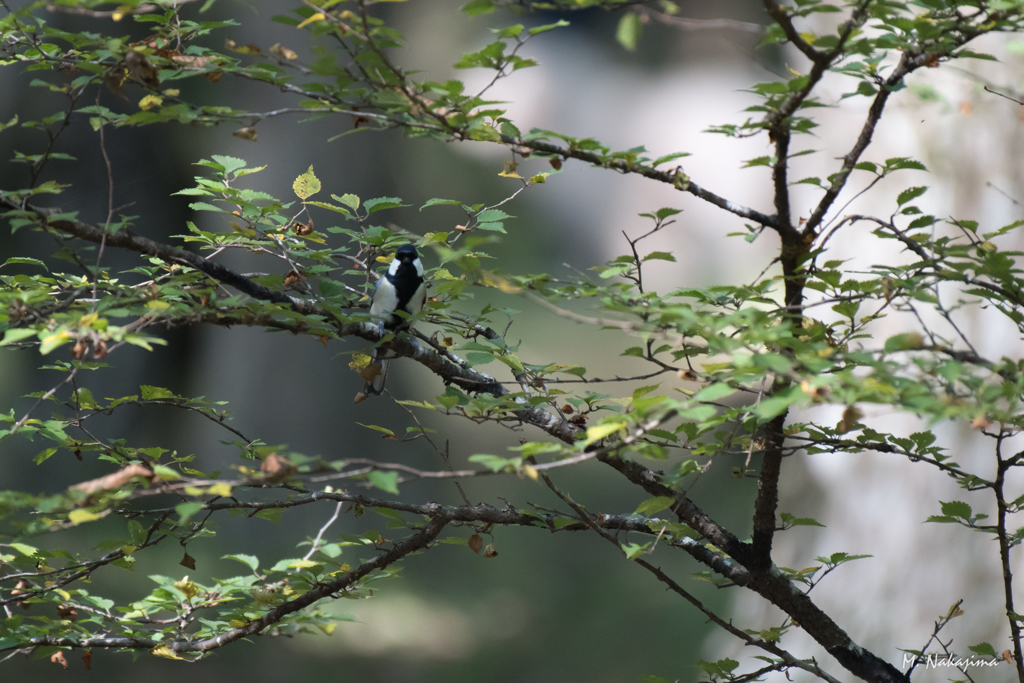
left=146, top=300, right=170, bottom=310
left=39, top=330, right=70, bottom=355
left=584, top=421, right=626, bottom=446
left=232, top=126, right=258, bottom=142
left=522, top=463, right=539, bottom=481
left=349, top=353, right=372, bottom=370
left=297, top=12, right=326, bottom=29
left=207, top=483, right=232, bottom=497
left=68, top=509, right=103, bottom=526
left=293, top=165, right=321, bottom=200
left=163, top=89, right=180, bottom=97
left=150, top=645, right=183, bottom=660
left=480, top=270, right=522, bottom=293
left=138, top=95, right=163, bottom=111
left=269, top=43, right=299, bottom=60
left=173, top=577, right=199, bottom=600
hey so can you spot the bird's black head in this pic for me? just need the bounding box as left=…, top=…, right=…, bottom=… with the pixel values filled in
left=395, top=243, right=418, bottom=263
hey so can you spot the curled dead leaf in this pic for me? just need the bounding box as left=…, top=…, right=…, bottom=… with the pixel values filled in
left=549, top=157, right=562, bottom=170
left=483, top=543, right=498, bottom=558
left=270, top=43, right=298, bottom=60
left=50, top=651, right=69, bottom=670
left=360, top=361, right=383, bottom=384
left=677, top=368, right=698, bottom=381
left=353, top=392, right=370, bottom=404
left=837, top=405, right=862, bottom=435
left=57, top=604, right=78, bottom=622
left=124, top=50, right=159, bottom=87
left=12, top=580, right=32, bottom=609
left=283, top=270, right=302, bottom=286
left=180, top=551, right=196, bottom=570
left=232, top=126, right=258, bottom=142
left=260, top=453, right=296, bottom=482
left=468, top=534, right=483, bottom=554
left=72, top=463, right=153, bottom=496
left=81, top=650, right=92, bottom=671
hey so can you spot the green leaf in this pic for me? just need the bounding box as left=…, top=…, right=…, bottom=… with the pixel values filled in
left=632, top=384, right=661, bottom=400
left=364, top=197, right=406, bottom=214
left=651, top=152, right=691, bottom=167
left=420, top=198, right=463, bottom=211
left=1, top=328, right=38, bottom=346
left=4, top=257, right=46, bottom=268
left=968, top=642, right=997, bottom=657
left=333, top=193, right=360, bottom=211
left=128, top=519, right=148, bottom=546
left=635, top=496, right=676, bottom=517
left=356, top=423, right=396, bottom=438
left=255, top=508, right=283, bottom=524
left=211, top=155, right=246, bottom=175
left=940, top=500, right=972, bottom=520
left=141, top=385, right=176, bottom=400
left=461, top=0, right=496, bottom=15
left=896, top=186, right=927, bottom=206
left=495, top=24, right=524, bottom=38
left=616, top=13, right=641, bottom=51
left=368, top=471, right=400, bottom=494
left=223, top=554, right=260, bottom=571
left=693, top=383, right=735, bottom=402
left=9, top=543, right=39, bottom=557
left=175, top=502, right=205, bottom=524
left=643, top=251, right=676, bottom=262
left=529, top=19, right=570, bottom=35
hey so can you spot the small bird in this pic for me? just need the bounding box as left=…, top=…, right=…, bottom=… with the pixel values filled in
left=358, top=243, right=427, bottom=398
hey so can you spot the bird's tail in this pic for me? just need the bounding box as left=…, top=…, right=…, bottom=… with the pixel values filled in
left=355, top=346, right=389, bottom=402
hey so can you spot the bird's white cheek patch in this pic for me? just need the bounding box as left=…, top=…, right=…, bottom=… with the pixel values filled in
left=388, top=258, right=402, bottom=277
left=413, top=258, right=424, bottom=278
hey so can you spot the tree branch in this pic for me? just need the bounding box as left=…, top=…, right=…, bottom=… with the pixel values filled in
left=6, top=516, right=449, bottom=655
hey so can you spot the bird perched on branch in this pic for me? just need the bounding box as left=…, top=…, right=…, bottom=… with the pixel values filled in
left=355, top=243, right=427, bottom=401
